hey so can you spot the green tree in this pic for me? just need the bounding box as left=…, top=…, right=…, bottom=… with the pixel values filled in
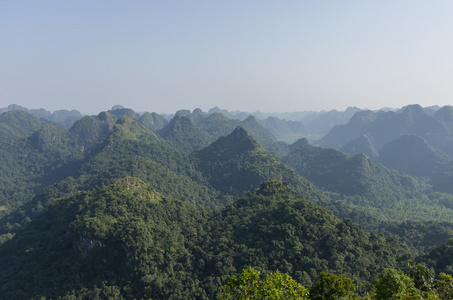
left=434, top=273, right=453, bottom=299
left=409, top=263, right=435, bottom=292
left=220, top=267, right=309, bottom=300
left=372, top=269, right=420, bottom=300
left=309, top=272, right=360, bottom=300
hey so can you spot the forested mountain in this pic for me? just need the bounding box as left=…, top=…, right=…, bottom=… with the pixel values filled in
left=138, top=111, right=169, bottom=132
left=377, top=133, right=453, bottom=195
left=378, top=134, right=451, bottom=178
left=58, top=116, right=223, bottom=208
left=0, top=177, right=208, bottom=299
left=0, top=110, right=49, bottom=138
left=196, top=127, right=324, bottom=201
left=0, top=111, right=83, bottom=214
left=154, top=109, right=291, bottom=156
left=341, top=134, right=379, bottom=159
left=69, top=111, right=117, bottom=152
left=0, top=111, right=306, bottom=239
left=283, top=144, right=424, bottom=201
left=199, top=181, right=415, bottom=288
left=109, top=107, right=141, bottom=120
left=0, top=179, right=416, bottom=299
left=0, top=112, right=220, bottom=241
left=2, top=105, right=453, bottom=299
left=282, top=144, right=453, bottom=224
left=158, top=115, right=215, bottom=151
left=316, top=105, right=453, bottom=197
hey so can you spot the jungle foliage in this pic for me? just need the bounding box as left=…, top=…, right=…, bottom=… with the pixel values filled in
left=0, top=180, right=422, bottom=299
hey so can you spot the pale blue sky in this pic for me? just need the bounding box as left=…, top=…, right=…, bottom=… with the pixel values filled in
left=2, top=1, right=453, bottom=114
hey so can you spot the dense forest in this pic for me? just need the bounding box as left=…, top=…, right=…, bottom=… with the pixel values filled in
left=1, top=104, right=453, bottom=299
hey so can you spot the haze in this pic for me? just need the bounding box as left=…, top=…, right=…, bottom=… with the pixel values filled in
left=2, top=1, right=453, bottom=114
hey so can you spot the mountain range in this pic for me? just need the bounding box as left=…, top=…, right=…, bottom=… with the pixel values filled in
left=1, top=104, right=453, bottom=299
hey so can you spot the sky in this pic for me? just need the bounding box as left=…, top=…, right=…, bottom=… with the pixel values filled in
left=2, top=1, right=453, bottom=115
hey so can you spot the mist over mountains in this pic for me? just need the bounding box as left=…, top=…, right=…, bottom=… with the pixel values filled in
left=1, top=103, right=453, bottom=298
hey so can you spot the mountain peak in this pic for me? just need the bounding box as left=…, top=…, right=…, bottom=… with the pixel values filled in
left=401, top=104, right=426, bottom=117
left=175, top=109, right=191, bottom=116
left=222, top=126, right=260, bottom=151
left=242, top=115, right=257, bottom=123
left=341, top=134, right=378, bottom=158
left=110, top=116, right=159, bottom=142
left=97, top=111, right=115, bottom=122
left=113, top=177, right=160, bottom=201
left=231, top=126, right=249, bottom=140
left=109, top=108, right=140, bottom=120
left=158, top=114, right=213, bottom=151
left=435, top=105, right=453, bottom=123
left=138, top=112, right=168, bottom=132
left=197, top=127, right=261, bottom=161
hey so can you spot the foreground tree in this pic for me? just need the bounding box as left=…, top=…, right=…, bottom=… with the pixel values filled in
left=220, top=267, right=309, bottom=300
left=434, top=273, right=453, bottom=299
left=310, top=272, right=360, bottom=300
left=372, top=268, right=420, bottom=300
left=409, top=263, right=435, bottom=293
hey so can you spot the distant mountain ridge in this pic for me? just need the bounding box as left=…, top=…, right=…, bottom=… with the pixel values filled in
left=314, top=104, right=453, bottom=192
left=318, top=104, right=453, bottom=157
left=208, top=105, right=367, bottom=140
left=1, top=104, right=83, bottom=128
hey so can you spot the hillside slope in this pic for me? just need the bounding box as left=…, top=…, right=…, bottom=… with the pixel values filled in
left=0, top=179, right=415, bottom=299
